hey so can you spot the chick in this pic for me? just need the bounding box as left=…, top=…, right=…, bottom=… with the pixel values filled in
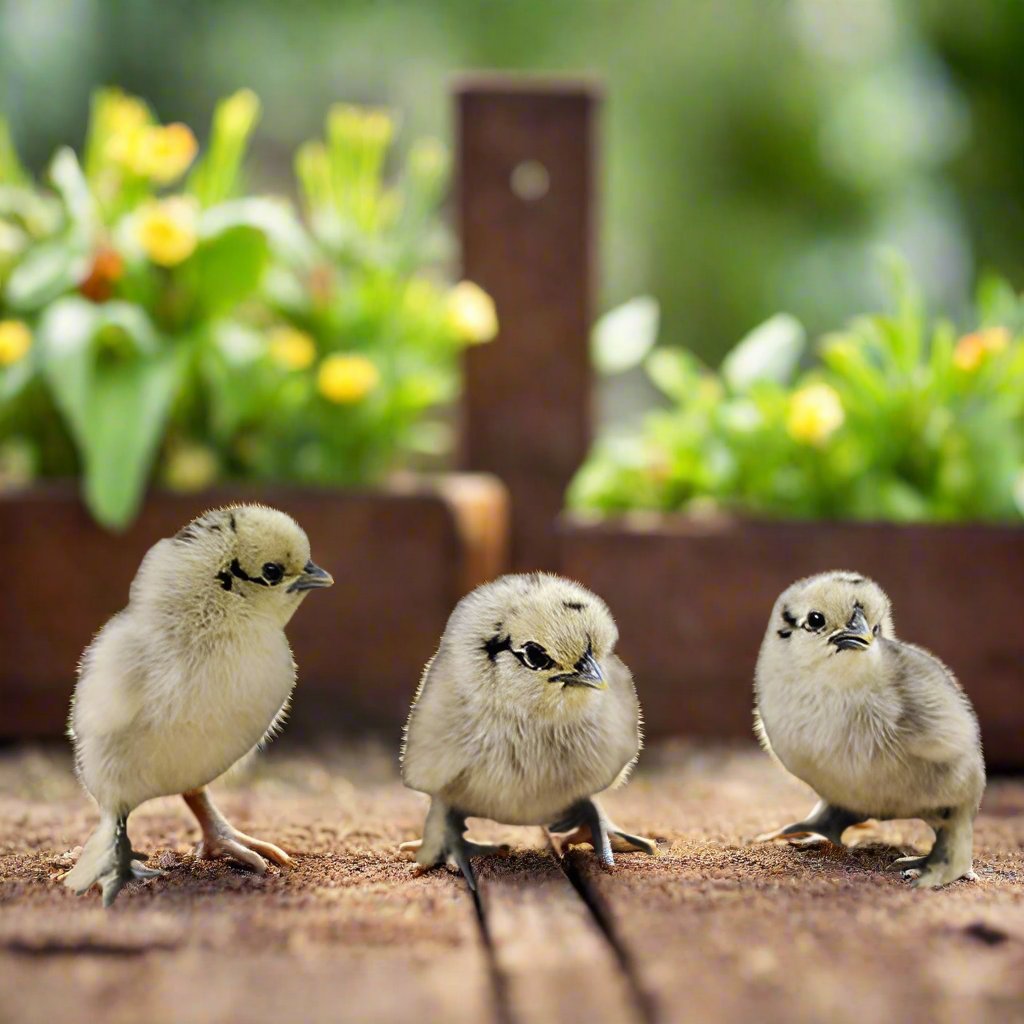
left=63, top=504, right=333, bottom=906
left=754, top=571, right=985, bottom=889
left=400, top=573, right=655, bottom=890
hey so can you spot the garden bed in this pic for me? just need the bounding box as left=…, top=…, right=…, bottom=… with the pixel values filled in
left=0, top=474, right=507, bottom=739
left=559, top=513, right=1024, bottom=769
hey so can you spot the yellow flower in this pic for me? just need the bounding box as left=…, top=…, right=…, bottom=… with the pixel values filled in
left=317, top=354, right=380, bottom=404
left=107, top=94, right=149, bottom=137
left=135, top=123, right=198, bottom=183
left=0, top=320, right=31, bottom=366
left=446, top=280, right=498, bottom=343
left=268, top=326, right=316, bottom=371
left=163, top=442, right=219, bottom=493
left=953, top=326, right=1010, bottom=372
left=787, top=383, right=844, bottom=446
left=136, top=197, right=198, bottom=266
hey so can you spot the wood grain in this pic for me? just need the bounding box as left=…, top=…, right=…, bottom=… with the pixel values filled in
left=476, top=852, right=643, bottom=1024
left=458, top=78, right=598, bottom=571
left=2, top=742, right=1023, bottom=1024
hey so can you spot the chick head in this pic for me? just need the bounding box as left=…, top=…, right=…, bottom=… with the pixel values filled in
left=171, top=504, right=333, bottom=623
left=454, top=573, right=619, bottom=718
left=766, top=570, right=893, bottom=673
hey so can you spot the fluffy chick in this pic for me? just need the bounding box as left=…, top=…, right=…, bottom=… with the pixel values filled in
left=401, top=572, right=655, bottom=890
left=64, top=504, right=333, bottom=905
left=754, top=570, right=985, bottom=889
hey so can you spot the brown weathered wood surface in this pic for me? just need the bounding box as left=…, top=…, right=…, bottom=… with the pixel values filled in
left=560, top=514, right=1024, bottom=769
left=2, top=741, right=1023, bottom=1024
left=458, top=78, right=598, bottom=571
left=0, top=475, right=507, bottom=739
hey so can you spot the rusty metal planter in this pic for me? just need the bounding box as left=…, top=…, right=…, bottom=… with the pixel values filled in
left=559, top=514, right=1024, bottom=769
left=2, top=475, right=507, bottom=739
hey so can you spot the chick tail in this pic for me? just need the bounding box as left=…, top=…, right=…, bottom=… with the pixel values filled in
left=63, top=813, right=118, bottom=895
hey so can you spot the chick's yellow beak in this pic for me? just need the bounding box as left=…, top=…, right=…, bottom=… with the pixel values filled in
left=288, top=560, right=334, bottom=593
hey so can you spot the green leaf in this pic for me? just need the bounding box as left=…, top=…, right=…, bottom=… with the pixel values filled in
left=37, top=297, right=182, bottom=529
left=592, top=296, right=660, bottom=375
left=84, top=352, right=182, bottom=528
left=975, top=273, right=1022, bottom=329
left=200, top=198, right=314, bottom=268
left=5, top=239, right=90, bottom=311
left=721, top=313, right=805, bottom=391
left=645, top=347, right=704, bottom=402
left=188, top=89, right=261, bottom=207
left=49, top=147, right=97, bottom=238
left=192, top=224, right=269, bottom=317
left=0, top=117, right=29, bottom=186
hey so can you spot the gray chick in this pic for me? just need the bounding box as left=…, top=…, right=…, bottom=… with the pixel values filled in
left=754, top=570, right=985, bottom=888
left=400, top=572, right=656, bottom=890
left=64, top=504, right=333, bottom=905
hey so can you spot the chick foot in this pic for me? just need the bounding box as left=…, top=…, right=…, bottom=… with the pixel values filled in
left=755, top=799, right=864, bottom=847
left=888, top=808, right=977, bottom=889
left=183, top=788, right=291, bottom=875
left=548, top=797, right=657, bottom=867
left=401, top=798, right=509, bottom=892
left=64, top=813, right=163, bottom=907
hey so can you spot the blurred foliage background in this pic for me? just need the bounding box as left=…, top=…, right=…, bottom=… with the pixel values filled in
left=2, top=0, right=1022, bottom=364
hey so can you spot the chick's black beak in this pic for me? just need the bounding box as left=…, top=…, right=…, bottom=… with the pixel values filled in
left=288, top=560, right=334, bottom=593
left=551, top=650, right=606, bottom=689
left=830, top=605, right=873, bottom=651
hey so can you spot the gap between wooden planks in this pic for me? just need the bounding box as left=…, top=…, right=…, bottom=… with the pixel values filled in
left=2, top=743, right=1024, bottom=1024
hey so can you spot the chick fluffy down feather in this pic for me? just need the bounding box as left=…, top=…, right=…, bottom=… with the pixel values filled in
left=68, top=507, right=307, bottom=815
left=402, top=573, right=643, bottom=826
left=755, top=573, right=984, bottom=821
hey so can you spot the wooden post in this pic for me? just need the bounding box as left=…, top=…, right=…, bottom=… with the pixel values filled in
left=457, top=77, right=599, bottom=571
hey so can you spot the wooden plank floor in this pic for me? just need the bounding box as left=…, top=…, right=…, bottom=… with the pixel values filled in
left=2, top=741, right=1023, bottom=1024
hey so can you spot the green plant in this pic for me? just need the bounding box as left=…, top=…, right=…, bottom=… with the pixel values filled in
left=191, top=105, right=496, bottom=488
left=0, top=91, right=495, bottom=527
left=571, top=259, right=1024, bottom=523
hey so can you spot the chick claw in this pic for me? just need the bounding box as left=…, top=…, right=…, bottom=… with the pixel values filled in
left=400, top=804, right=509, bottom=892
left=184, top=788, right=291, bottom=875
left=100, top=860, right=163, bottom=908
left=194, top=830, right=291, bottom=874
left=755, top=801, right=863, bottom=847
left=548, top=798, right=657, bottom=867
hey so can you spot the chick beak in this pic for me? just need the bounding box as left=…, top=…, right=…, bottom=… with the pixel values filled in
left=288, top=560, right=334, bottom=594
left=830, top=606, right=873, bottom=652
left=551, top=650, right=606, bottom=690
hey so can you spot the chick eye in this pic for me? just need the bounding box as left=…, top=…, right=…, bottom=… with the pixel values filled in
left=519, top=641, right=555, bottom=671
left=806, top=611, right=826, bottom=631
left=261, top=562, right=284, bottom=585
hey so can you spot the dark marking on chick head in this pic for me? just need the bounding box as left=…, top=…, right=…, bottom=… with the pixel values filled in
left=483, top=634, right=512, bottom=662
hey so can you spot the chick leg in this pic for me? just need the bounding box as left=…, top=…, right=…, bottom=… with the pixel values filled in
left=548, top=798, right=657, bottom=867
left=755, top=799, right=864, bottom=846
left=183, top=788, right=291, bottom=874
left=399, top=798, right=509, bottom=892
left=63, top=810, right=163, bottom=907
left=892, top=806, right=977, bottom=889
